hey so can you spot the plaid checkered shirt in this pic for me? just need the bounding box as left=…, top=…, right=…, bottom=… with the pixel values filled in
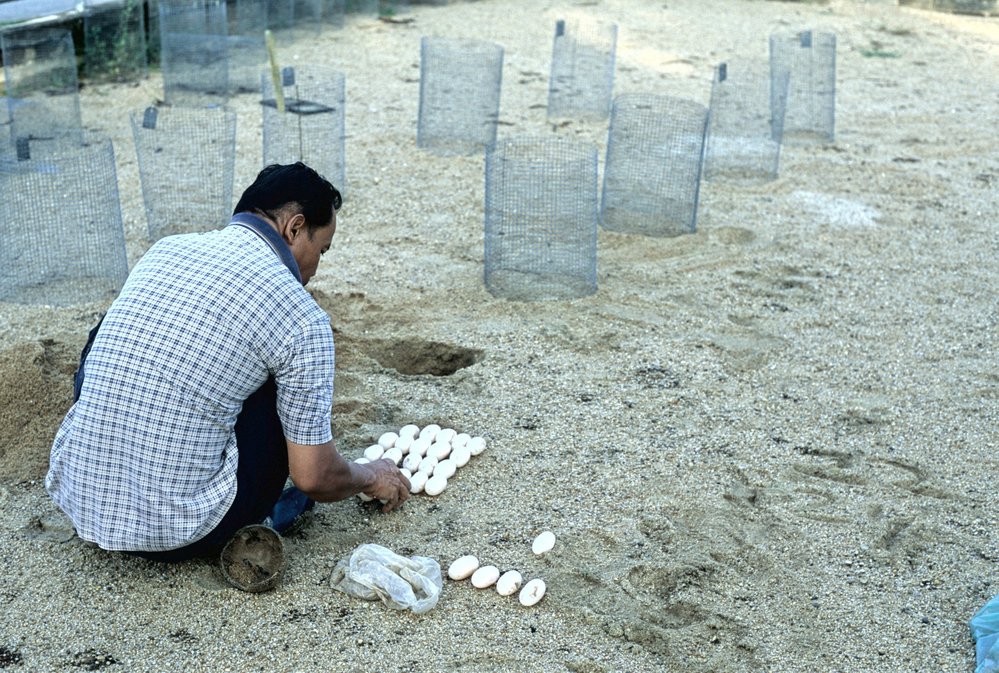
left=46, top=221, right=335, bottom=551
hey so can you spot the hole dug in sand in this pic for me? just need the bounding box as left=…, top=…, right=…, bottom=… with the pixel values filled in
left=364, top=338, right=484, bottom=376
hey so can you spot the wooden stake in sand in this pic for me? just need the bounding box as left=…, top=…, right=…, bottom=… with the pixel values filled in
left=264, top=29, right=285, bottom=113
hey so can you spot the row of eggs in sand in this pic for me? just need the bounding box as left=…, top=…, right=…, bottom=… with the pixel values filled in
left=354, top=423, right=487, bottom=499
left=446, top=531, right=556, bottom=607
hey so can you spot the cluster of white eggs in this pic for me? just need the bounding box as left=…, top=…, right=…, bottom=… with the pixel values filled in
left=446, top=530, right=556, bottom=607
left=354, top=423, right=487, bottom=500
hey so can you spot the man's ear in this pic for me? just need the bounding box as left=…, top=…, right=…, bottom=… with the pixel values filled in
left=284, top=212, right=308, bottom=243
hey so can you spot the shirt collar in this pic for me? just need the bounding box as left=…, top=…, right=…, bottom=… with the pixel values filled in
left=227, top=212, right=303, bottom=284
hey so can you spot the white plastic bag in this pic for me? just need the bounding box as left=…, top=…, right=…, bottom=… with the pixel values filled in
left=330, top=543, right=443, bottom=614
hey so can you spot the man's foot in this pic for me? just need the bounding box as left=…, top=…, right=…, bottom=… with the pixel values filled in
left=263, top=485, right=315, bottom=534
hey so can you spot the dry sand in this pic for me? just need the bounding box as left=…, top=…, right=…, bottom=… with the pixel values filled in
left=1, top=0, right=998, bottom=670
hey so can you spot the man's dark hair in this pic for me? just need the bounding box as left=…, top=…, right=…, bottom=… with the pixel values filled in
left=233, top=162, right=342, bottom=231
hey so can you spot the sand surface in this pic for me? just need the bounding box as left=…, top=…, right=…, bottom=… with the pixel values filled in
left=1, top=0, right=998, bottom=671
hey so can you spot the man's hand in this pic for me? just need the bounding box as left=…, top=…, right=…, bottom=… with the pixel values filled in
left=361, top=459, right=411, bottom=512
left=287, top=439, right=409, bottom=512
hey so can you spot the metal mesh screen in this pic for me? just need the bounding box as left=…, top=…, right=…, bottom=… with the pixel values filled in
left=83, top=0, right=148, bottom=83
left=228, top=0, right=267, bottom=93
left=131, top=106, right=237, bottom=241
left=484, top=137, right=598, bottom=301
left=262, top=67, right=346, bottom=193
left=601, top=94, right=708, bottom=237
left=1, top=27, right=83, bottom=153
left=0, top=135, right=128, bottom=306
left=147, top=0, right=161, bottom=64
left=160, top=0, right=230, bottom=107
left=769, top=30, right=836, bottom=144
left=0, top=98, right=10, bottom=161
left=323, top=0, right=347, bottom=28
left=345, top=0, right=378, bottom=13
left=705, top=62, right=788, bottom=182
left=266, top=0, right=322, bottom=40
left=547, top=18, right=617, bottom=121
left=417, top=36, right=504, bottom=156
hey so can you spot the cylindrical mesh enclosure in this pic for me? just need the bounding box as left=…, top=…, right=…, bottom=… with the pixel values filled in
left=160, top=0, right=230, bottom=107
left=84, top=0, right=148, bottom=83
left=345, top=0, right=378, bottom=13
left=0, top=98, right=10, bottom=161
left=266, top=0, right=323, bottom=40
left=0, top=135, right=128, bottom=306
left=547, top=18, right=618, bottom=121
left=146, top=0, right=162, bottom=65
left=484, top=137, right=598, bottom=301
left=705, top=62, right=788, bottom=182
left=262, top=67, right=346, bottom=193
left=131, top=106, right=237, bottom=241
left=227, top=0, right=267, bottom=93
left=769, top=30, right=836, bottom=144
left=417, top=37, right=504, bottom=156
left=601, top=94, right=708, bottom=237
left=1, top=27, right=83, bottom=152
left=323, top=0, right=347, bottom=28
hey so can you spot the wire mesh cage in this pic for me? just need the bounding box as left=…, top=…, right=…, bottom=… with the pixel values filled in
left=484, top=137, right=598, bottom=301
left=601, top=93, right=709, bottom=237
left=0, top=134, right=128, bottom=306
left=262, top=66, right=346, bottom=194
left=1, top=27, right=83, bottom=153
left=265, top=0, right=323, bottom=40
left=83, top=0, right=148, bottom=83
left=147, top=0, right=161, bottom=65
left=160, top=0, right=230, bottom=107
left=417, top=36, right=504, bottom=156
left=323, top=0, right=347, bottom=28
left=769, top=30, right=836, bottom=144
left=547, top=18, right=618, bottom=122
left=704, top=62, right=789, bottom=182
left=345, top=0, right=379, bottom=13
left=131, top=106, right=237, bottom=241
left=0, top=98, right=10, bottom=161
left=227, top=0, right=267, bottom=93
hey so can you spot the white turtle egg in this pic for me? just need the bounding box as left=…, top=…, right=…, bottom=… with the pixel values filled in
left=410, top=436, right=432, bottom=458
left=450, top=445, right=471, bottom=468
left=429, top=441, right=452, bottom=461
left=419, top=424, right=441, bottom=441
left=395, top=434, right=413, bottom=454
left=532, top=531, right=556, bottom=555
left=399, top=424, right=419, bottom=439
left=400, top=468, right=412, bottom=480
left=496, top=570, right=523, bottom=596
left=437, top=428, right=457, bottom=444
left=377, top=432, right=399, bottom=449
left=402, top=452, right=422, bottom=473
left=408, top=471, right=428, bottom=494
left=467, top=436, right=486, bottom=456
left=382, top=447, right=403, bottom=466
left=447, top=554, right=479, bottom=580
left=424, top=474, right=447, bottom=496
left=417, top=455, right=438, bottom=475
left=353, top=457, right=370, bottom=465
left=452, top=433, right=471, bottom=449
left=433, top=458, right=457, bottom=480
left=519, top=578, right=546, bottom=606
left=471, top=565, right=500, bottom=589
left=363, top=444, right=384, bottom=461
left=357, top=492, right=374, bottom=502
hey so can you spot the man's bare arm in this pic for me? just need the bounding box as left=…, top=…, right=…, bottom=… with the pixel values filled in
left=286, top=439, right=410, bottom=512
